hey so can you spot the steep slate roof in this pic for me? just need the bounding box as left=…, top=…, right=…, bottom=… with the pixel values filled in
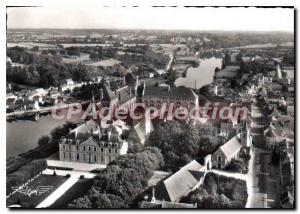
left=125, top=72, right=137, bottom=86
left=157, top=160, right=205, bottom=202
left=101, top=83, right=117, bottom=101
left=129, top=116, right=154, bottom=143
left=264, top=124, right=283, bottom=138
left=72, top=119, right=99, bottom=134
left=217, top=135, right=242, bottom=159
left=143, top=86, right=197, bottom=99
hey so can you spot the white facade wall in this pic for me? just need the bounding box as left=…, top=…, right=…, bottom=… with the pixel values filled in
left=59, top=142, right=127, bottom=165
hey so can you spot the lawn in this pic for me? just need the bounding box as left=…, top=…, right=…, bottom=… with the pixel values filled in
left=7, top=174, right=68, bottom=208
left=49, top=178, right=93, bottom=208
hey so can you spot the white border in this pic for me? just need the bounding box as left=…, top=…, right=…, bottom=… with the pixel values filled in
left=1, top=1, right=297, bottom=214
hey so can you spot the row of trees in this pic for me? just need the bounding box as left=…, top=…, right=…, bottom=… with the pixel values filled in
left=68, top=147, right=164, bottom=208
left=119, top=47, right=169, bottom=70
left=147, top=121, right=225, bottom=172
left=7, top=61, right=93, bottom=88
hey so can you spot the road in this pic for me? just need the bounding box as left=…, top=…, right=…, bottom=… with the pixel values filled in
left=246, top=147, right=280, bottom=208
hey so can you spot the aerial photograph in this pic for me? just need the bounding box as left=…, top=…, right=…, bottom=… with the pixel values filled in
left=5, top=6, right=295, bottom=209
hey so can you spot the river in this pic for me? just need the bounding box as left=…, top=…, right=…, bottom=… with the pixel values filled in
left=175, top=57, right=222, bottom=89
left=6, top=110, right=84, bottom=157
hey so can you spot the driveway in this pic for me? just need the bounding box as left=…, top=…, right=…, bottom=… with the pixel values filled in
left=36, top=168, right=97, bottom=208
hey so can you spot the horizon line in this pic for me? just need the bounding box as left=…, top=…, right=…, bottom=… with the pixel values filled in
left=6, top=28, right=294, bottom=33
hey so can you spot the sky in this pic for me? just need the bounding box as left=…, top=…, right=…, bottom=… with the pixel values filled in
left=7, top=6, right=294, bottom=32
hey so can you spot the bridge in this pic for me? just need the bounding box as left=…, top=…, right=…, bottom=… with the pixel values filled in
left=6, top=103, right=74, bottom=120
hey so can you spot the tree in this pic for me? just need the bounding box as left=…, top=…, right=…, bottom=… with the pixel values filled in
left=31, top=46, right=39, bottom=52
left=204, top=173, right=217, bottom=195
left=89, top=52, right=99, bottom=61
left=38, top=135, right=50, bottom=147
left=66, top=46, right=80, bottom=57
left=68, top=148, right=164, bottom=208
left=93, top=193, right=128, bottom=208
left=50, top=122, right=76, bottom=142
left=224, top=51, right=231, bottom=65
left=147, top=121, right=220, bottom=172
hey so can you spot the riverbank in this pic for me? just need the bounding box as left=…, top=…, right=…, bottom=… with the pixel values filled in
left=7, top=122, right=77, bottom=174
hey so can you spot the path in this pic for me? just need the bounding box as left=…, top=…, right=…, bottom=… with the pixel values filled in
left=36, top=168, right=97, bottom=208
left=36, top=177, right=78, bottom=208
left=211, top=169, right=247, bottom=181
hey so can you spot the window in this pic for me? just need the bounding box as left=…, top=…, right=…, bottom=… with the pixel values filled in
left=63, top=145, right=65, bottom=149
left=63, top=152, right=66, bottom=159
left=83, top=146, right=86, bottom=151
left=94, top=155, right=97, bottom=162
left=77, top=153, right=79, bottom=160
left=115, top=149, right=118, bottom=153
left=76, top=146, right=79, bottom=150
left=69, top=145, right=72, bottom=150
left=109, top=149, right=112, bottom=153
left=69, top=153, right=72, bottom=160
left=109, top=156, right=112, bottom=162
left=89, top=147, right=91, bottom=151
left=101, top=148, right=104, bottom=153
left=94, top=147, right=97, bottom=152
left=101, top=156, right=104, bottom=162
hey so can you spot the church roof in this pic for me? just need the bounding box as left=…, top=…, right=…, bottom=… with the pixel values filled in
left=101, top=84, right=117, bottom=101
left=217, top=135, right=242, bottom=159
left=143, top=86, right=197, bottom=99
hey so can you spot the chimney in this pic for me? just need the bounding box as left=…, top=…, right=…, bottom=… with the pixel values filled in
left=123, top=75, right=126, bottom=85
left=142, top=81, right=146, bottom=96
left=151, top=187, right=156, bottom=203
left=100, top=89, right=103, bottom=100
left=214, top=85, right=218, bottom=96
left=136, top=75, right=139, bottom=86
left=107, top=129, right=111, bottom=141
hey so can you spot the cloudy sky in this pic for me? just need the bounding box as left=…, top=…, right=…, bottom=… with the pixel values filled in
left=7, top=6, right=294, bottom=32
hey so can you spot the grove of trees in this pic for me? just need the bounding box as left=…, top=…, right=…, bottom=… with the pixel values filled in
left=68, top=147, right=164, bottom=208
left=181, top=172, right=248, bottom=208
left=147, top=121, right=225, bottom=172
